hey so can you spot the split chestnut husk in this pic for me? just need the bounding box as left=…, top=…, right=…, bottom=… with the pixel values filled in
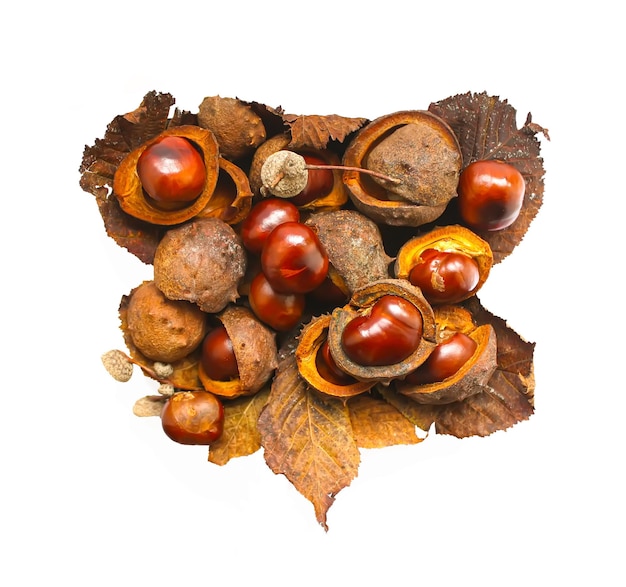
left=327, top=279, right=436, bottom=382
left=296, top=314, right=375, bottom=398
left=394, top=225, right=493, bottom=304
left=198, top=305, right=278, bottom=398
left=113, top=125, right=220, bottom=225
left=196, top=157, right=254, bottom=225
left=395, top=305, right=497, bottom=404
left=305, top=209, right=392, bottom=296
left=342, top=111, right=462, bottom=227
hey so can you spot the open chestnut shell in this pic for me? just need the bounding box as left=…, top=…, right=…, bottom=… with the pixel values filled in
left=327, top=279, right=436, bottom=383
left=296, top=314, right=375, bottom=398
left=113, top=125, right=220, bottom=225
left=342, top=111, right=462, bottom=227
left=198, top=305, right=278, bottom=399
left=394, top=305, right=497, bottom=404
left=394, top=224, right=493, bottom=304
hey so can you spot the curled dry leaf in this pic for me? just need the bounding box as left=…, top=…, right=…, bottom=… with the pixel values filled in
left=257, top=342, right=360, bottom=531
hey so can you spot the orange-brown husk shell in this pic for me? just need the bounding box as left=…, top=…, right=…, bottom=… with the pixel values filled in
left=196, top=157, right=253, bottom=225
left=327, top=279, right=436, bottom=383
left=394, top=225, right=493, bottom=303
left=198, top=305, right=278, bottom=398
left=197, top=96, right=266, bottom=161
left=395, top=305, right=498, bottom=404
left=153, top=217, right=246, bottom=314
left=113, top=125, right=220, bottom=225
left=249, top=134, right=348, bottom=211
left=305, top=209, right=392, bottom=295
left=342, top=111, right=462, bottom=227
left=296, top=314, right=375, bottom=398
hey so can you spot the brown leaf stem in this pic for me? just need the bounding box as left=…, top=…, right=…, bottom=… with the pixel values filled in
left=305, top=163, right=401, bottom=185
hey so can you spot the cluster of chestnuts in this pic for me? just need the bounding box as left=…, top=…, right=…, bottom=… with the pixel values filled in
left=85, top=92, right=538, bottom=453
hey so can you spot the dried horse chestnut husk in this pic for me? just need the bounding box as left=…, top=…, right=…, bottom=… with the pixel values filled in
left=296, top=314, right=374, bottom=398
left=249, top=134, right=348, bottom=211
left=395, top=305, right=497, bottom=404
left=153, top=217, right=246, bottom=313
left=124, top=281, right=208, bottom=363
left=113, top=125, right=220, bottom=225
left=305, top=209, right=392, bottom=296
left=195, top=157, right=253, bottom=225
left=342, top=111, right=462, bottom=227
left=197, top=96, right=266, bottom=161
left=394, top=225, right=493, bottom=305
left=327, top=279, right=436, bottom=382
left=198, top=305, right=278, bottom=398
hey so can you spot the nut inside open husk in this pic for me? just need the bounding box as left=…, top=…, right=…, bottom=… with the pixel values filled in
left=113, top=125, right=220, bottom=225
left=394, top=224, right=493, bottom=303
left=296, top=314, right=375, bottom=398
left=342, top=111, right=462, bottom=227
left=327, top=279, right=436, bottom=382
left=198, top=305, right=278, bottom=398
left=395, top=305, right=497, bottom=404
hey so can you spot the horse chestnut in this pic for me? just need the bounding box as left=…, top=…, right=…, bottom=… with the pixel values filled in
left=248, top=272, right=306, bottom=332
left=458, top=160, right=525, bottom=231
left=200, top=326, right=239, bottom=381
left=261, top=221, right=329, bottom=294
left=341, top=295, right=423, bottom=366
left=137, top=136, right=206, bottom=208
left=240, top=198, right=300, bottom=255
left=289, top=153, right=335, bottom=206
left=161, top=391, right=224, bottom=445
left=404, top=331, right=477, bottom=385
left=408, top=249, right=480, bottom=305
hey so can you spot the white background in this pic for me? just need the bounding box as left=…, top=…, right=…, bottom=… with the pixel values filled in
left=2, top=1, right=624, bottom=585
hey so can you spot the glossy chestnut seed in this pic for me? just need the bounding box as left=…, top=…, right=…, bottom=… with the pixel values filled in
left=248, top=272, right=306, bottom=332
left=200, top=326, right=239, bottom=381
left=315, top=340, right=355, bottom=386
left=457, top=159, right=525, bottom=231
left=161, top=391, right=224, bottom=445
left=261, top=221, right=329, bottom=294
left=137, top=136, right=207, bottom=207
left=405, top=331, right=477, bottom=385
left=289, top=153, right=335, bottom=206
left=408, top=249, right=480, bottom=305
left=341, top=295, right=423, bottom=366
left=240, top=198, right=300, bottom=255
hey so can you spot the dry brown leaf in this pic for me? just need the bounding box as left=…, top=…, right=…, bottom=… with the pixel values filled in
left=209, top=387, right=270, bottom=466
left=348, top=393, right=423, bottom=448
left=257, top=346, right=360, bottom=530
left=283, top=113, right=368, bottom=151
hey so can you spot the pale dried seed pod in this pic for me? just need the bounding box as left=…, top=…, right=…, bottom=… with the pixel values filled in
left=260, top=150, right=308, bottom=198
left=101, top=350, right=134, bottom=382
